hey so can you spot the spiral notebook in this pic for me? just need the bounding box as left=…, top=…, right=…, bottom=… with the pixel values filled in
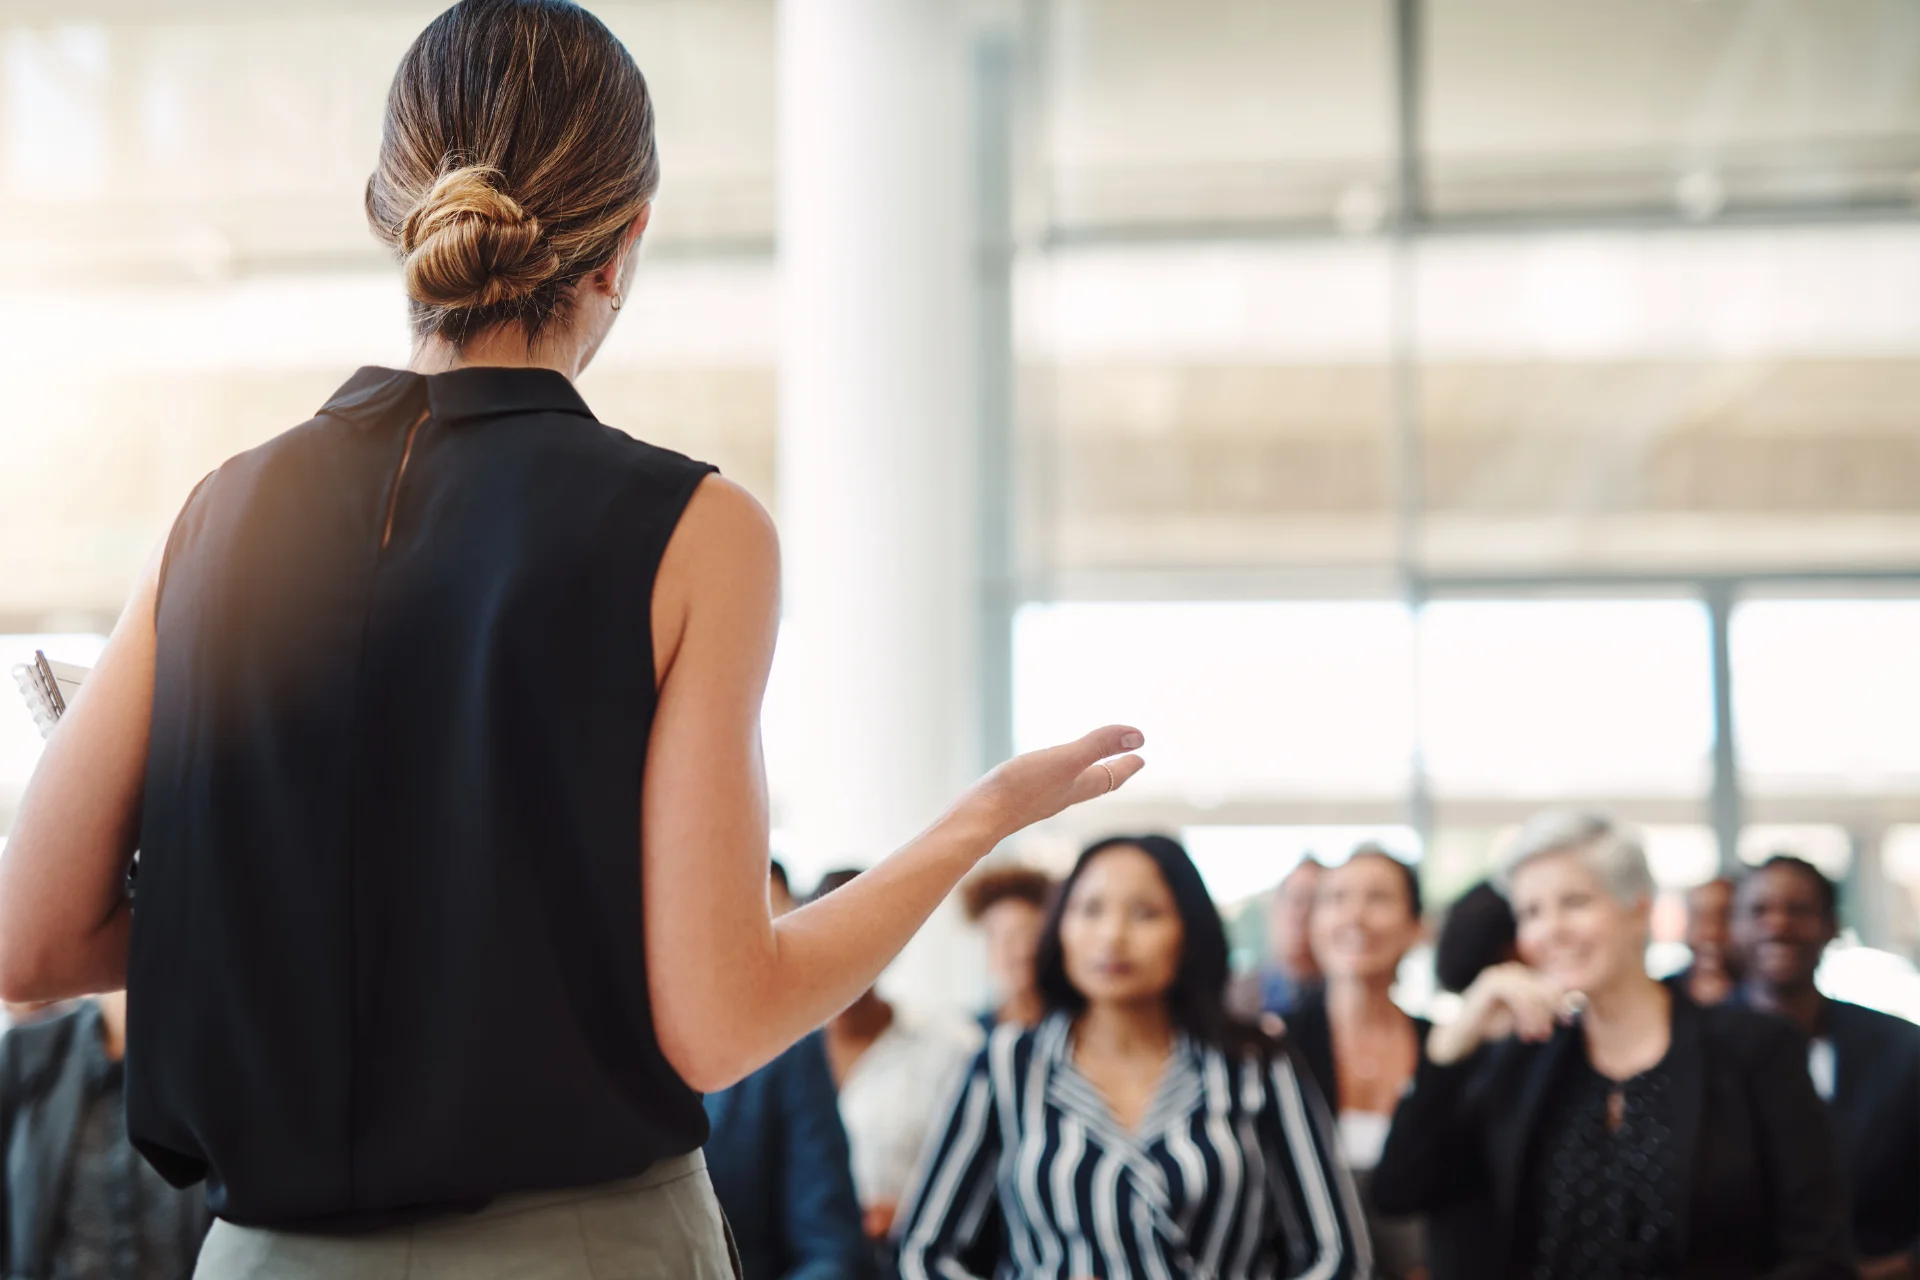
left=10, top=651, right=90, bottom=739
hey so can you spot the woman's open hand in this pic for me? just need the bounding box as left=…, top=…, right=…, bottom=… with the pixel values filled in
left=948, top=725, right=1145, bottom=846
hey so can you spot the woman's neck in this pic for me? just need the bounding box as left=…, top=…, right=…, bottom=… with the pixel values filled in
left=1579, top=970, right=1672, bottom=1079
left=1325, top=973, right=1402, bottom=1027
left=409, top=328, right=583, bottom=379
left=999, top=987, right=1045, bottom=1029
left=1074, top=999, right=1175, bottom=1058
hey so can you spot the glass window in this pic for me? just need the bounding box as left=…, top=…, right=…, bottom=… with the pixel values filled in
left=1014, top=601, right=1415, bottom=803
left=1417, top=600, right=1714, bottom=797
left=1818, top=945, right=1920, bottom=1024
left=1410, top=227, right=1920, bottom=578
left=1883, top=825, right=1920, bottom=890
left=1044, top=0, right=1393, bottom=235
left=1180, top=823, right=1421, bottom=907
left=1738, top=823, right=1854, bottom=880
left=4, top=26, right=110, bottom=195
left=1733, top=599, right=1920, bottom=793
left=1424, top=0, right=1920, bottom=219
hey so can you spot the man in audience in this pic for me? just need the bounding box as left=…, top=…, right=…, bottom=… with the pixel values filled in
left=812, top=870, right=980, bottom=1250
left=700, top=862, right=873, bottom=1280
left=0, top=992, right=209, bottom=1279
left=960, top=864, right=1054, bottom=1035
left=1667, top=874, right=1740, bottom=1005
left=1732, top=855, right=1920, bottom=1280
left=703, top=1032, right=872, bottom=1280
left=1244, top=856, right=1325, bottom=1018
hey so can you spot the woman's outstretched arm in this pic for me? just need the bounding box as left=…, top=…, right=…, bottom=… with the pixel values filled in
left=641, top=477, right=1143, bottom=1092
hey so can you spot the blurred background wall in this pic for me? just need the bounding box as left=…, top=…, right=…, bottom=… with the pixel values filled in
left=2, top=0, right=1918, bottom=1010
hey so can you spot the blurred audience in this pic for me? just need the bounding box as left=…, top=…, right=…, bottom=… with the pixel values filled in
left=703, top=1030, right=872, bottom=1280
left=811, top=870, right=980, bottom=1249
left=895, top=835, right=1366, bottom=1280
left=1291, top=846, right=1429, bottom=1279
left=1432, top=879, right=1516, bottom=996
left=1374, top=812, right=1852, bottom=1279
left=1731, top=855, right=1920, bottom=1280
left=1230, top=856, right=1325, bottom=1020
left=0, top=992, right=208, bottom=1279
left=960, top=864, right=1054, bottom=1036
left=1668, top=875, right=1740, bottom=1007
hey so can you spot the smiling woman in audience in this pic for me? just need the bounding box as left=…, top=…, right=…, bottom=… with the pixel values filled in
left=1373, top=812, right=1853, bottom=1280
left=1288, top=845, right=1429, bottom=1279
left=894, top=834, right=1366, bottom=1280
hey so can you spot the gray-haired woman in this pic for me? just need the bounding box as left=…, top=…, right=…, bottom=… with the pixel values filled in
left=1373, top=812, right=1854, bottom=1280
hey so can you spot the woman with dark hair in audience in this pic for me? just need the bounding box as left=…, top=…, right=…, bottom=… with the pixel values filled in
left=1287, top=846, right=1428, bottom=1278
left=1374, top=812, right=1853, bottom=1280
left=1417, top=878, right=1517, bottom=1280
left=1432, top=880, right=1516, bottom=998
left=895, top=835, right=1366, bottom=1280
left=1731, top=855, right=1920, bottom=1280
left=961, top=864, right=1055, bottom=1036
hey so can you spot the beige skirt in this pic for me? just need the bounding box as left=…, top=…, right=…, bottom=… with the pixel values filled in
left=193, top=1152, right=738, bottom=1280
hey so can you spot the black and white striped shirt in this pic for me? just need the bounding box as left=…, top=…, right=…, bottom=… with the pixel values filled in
left=896, top=1014, right=1370, bottom=1280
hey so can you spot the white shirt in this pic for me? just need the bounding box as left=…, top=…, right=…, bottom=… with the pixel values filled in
left=838, top=1014, right=981, bottom=1207
left=1337, top=1109, right=1395, bottom=1171
left=1808, top=1036, right=1838, bottom=1102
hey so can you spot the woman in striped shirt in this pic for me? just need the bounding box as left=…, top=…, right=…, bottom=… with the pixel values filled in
left=895, top=835, right=1368, bottom=1280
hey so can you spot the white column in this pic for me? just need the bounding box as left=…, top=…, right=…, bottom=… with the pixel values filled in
left=777, top=0, right=983, bottom=1012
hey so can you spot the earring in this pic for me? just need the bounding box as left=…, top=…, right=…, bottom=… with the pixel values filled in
left=609, top=290, right=623, bottom=312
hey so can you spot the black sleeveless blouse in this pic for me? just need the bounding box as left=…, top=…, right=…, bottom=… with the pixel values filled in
left=126, top=366, right=716, bottom=1228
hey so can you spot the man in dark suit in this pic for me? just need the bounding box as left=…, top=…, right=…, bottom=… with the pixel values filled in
left=703, top=1030, right=872, bottom=1280
left=1666, top=875, right=1739, bottom=1006
left=1732, top=855, right=1920, bottom=1280
left=0, top=993, right=209, bottom=1279
left=702, top=868, right=870, bottom=1280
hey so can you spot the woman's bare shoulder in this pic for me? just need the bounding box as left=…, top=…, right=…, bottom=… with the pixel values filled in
left=677, top=474, right=779, bottom=561
left=651, top=475, right=780, bottom=682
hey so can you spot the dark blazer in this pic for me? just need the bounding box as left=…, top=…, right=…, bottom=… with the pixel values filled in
left=1282, top=991, right=1431, bottom=1116
left=0, top=1002, right=209, bottom=1279
left=1731, top=993, right=1920, bottom=1264
left=703, top=1033, right=872, bottom=1280
left=1820, top=1000, right=1920, bottom=1263
left=1372, top=993, right=1854, bottom=1280
left=0, top=1003, right=97, bottom=1279
left=1286, top=995, right=1485, bottom=1280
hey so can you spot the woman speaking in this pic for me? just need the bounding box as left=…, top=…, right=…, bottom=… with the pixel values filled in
left=0, top=2, right=1143, bottom=1275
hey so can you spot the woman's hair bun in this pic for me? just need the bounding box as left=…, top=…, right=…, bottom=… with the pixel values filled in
left=368, top=1, right=657, bottom=345
left=397, top=164, right=563, bottom=311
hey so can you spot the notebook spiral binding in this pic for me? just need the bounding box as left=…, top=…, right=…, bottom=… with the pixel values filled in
left=10, top=650, right=86, bottom=741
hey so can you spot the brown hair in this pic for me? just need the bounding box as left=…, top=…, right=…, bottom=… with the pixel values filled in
left=961, top=865, right=1056, bottom=923
left=365, top=0, right=660, bottom=348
